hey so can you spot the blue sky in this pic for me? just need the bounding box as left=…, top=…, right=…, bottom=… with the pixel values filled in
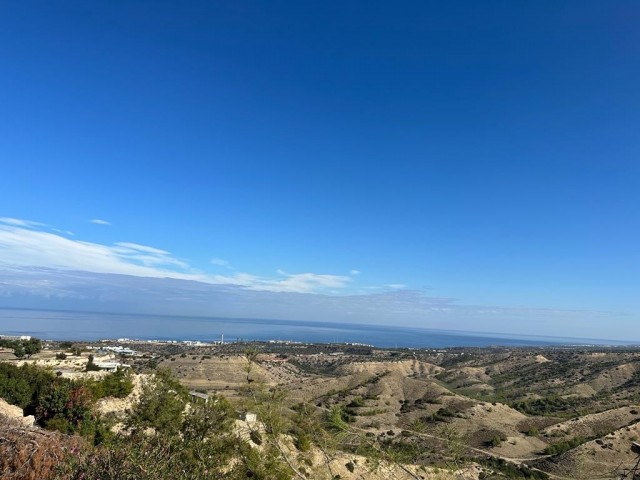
left=1, top=2, right=639, bottom=340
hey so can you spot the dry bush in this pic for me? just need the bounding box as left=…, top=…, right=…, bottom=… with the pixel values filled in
left=0, top=415, right=80, bottom=480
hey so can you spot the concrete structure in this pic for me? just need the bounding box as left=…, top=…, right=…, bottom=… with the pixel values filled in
left=95, top=362, right=130, bottom=372
left=189, top=390, right=210, bottom=403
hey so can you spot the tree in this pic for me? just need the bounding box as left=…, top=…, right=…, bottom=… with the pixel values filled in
left=439, top=424, right=466, bottom=471
left=101, top=368, right=133, bottom=398
left=127, top=368, right=188, bottom=435
left=85, top=354, right=101, bottom=372
left=2, top=337, right=43, bottom=358
left=13, top=344, right=25, bottom=358
left=181, top=394, right=235, bottom=442
left=36, top=382, right=95, bottom=434
left=23, top=338, right=42, bottom=358
left=0, top=363, right=55, bottom=409
left=244, top=346, right=259, bottom=383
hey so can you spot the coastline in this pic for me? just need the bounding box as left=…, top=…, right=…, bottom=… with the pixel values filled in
left=1, top=307, right=637, bottom=349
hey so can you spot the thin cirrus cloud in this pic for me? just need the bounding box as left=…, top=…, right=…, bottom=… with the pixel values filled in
left=90, top=219, right=111, bottom=225
left=0, top=217, right=46, bottom=228
left=211, top=257, right=231, bottom=268
left=0, top=218, right=354, bottom=294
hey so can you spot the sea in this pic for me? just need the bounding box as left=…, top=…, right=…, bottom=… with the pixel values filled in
left=0, top=308, right=634, bottom=348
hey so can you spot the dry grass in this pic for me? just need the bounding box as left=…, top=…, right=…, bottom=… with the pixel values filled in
left=0, top=415, right=80, bottom=480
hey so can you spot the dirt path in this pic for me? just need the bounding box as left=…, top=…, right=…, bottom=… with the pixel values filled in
left=387, top=427, right=573, bottom=480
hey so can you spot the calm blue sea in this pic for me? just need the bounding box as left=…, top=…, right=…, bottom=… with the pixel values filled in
left=0, top=308, right=633, bottom=348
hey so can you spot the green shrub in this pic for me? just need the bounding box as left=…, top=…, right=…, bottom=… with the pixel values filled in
left=126, top=368, right=188, bottom=434
left=543, top=436, right=585, bottom=455
left=0, top=362, right=56, bottom=410
left=480, top=457, right=548, bottom=479
left=103, top=369, right=134, bottom=397
left=85, top=369, right=134, bottom=399
left=512, top=396, right=582, bottom=416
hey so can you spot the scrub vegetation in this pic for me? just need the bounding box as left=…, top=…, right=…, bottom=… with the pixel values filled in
left=2, top=340, right=640, bottom=479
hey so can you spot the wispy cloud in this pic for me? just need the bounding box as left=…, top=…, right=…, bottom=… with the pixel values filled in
left=0, top=222, right=199, bottom=281
left=53, top=229, right=74, bottom=236
left=251, top=270, right=352, bottom=293
left=112, top=242, right=190, bottom=269
left=115, top=242, right=170, bottom=256
left=90, top=219, right=111, bottom=225
left=0, top=218, right=75, bottom=237
left=350, top=269, right=361, bottom=276
left=0, top=217, right=46, bottom=228
left=211, top=257, right=231, bottom=267
left=0, top=218, right=356, bottom=294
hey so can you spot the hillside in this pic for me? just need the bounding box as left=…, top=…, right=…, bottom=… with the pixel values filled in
left=2, top=342, right=640, bottom=478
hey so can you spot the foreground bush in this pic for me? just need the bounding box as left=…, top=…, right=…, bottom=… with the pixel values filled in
left=56, top=370, right=295, bottom=480
left=0, top=363, right=131, bottom=440
left=0, top=415, right=80, bottom=480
